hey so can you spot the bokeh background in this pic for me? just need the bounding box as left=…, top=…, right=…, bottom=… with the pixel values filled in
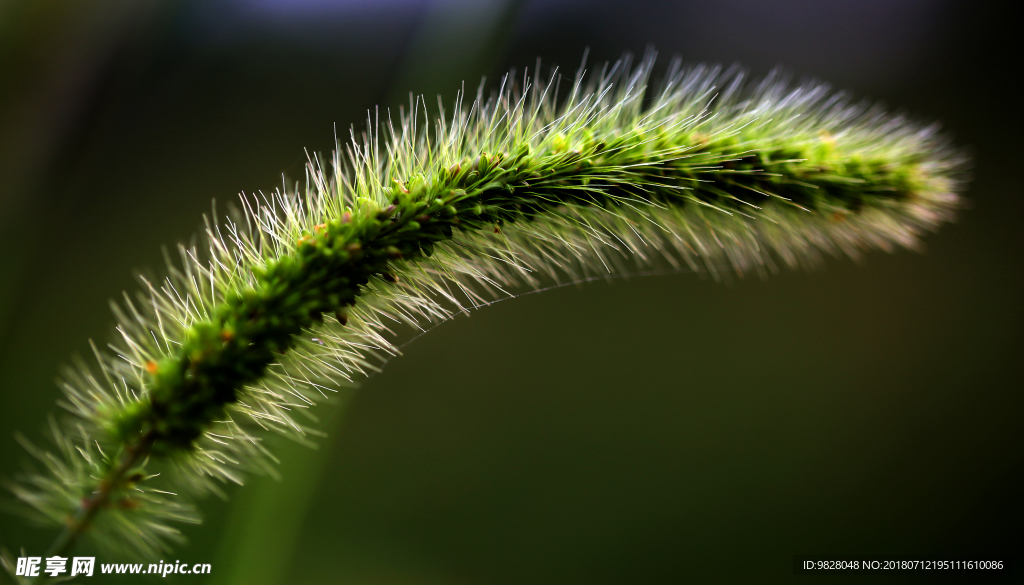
left=0, top=1, right=1019, bottom=583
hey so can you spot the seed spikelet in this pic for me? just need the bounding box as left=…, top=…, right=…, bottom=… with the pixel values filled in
left=5, top=52, right=965, bottom=559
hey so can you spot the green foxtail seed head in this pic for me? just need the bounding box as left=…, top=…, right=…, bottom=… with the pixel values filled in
left=4, top=52, right=965, bottom=562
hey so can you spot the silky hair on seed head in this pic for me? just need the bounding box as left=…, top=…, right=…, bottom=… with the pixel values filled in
left=3, top=50, right=965, bottom=569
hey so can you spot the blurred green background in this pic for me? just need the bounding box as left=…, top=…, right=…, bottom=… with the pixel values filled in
left=0, top=1, right=1019, bottom=583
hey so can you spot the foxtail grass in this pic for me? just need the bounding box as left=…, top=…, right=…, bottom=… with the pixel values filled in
left=3, top=52, right=964, bottom=573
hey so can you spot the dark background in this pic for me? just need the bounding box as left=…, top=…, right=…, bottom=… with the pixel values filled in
left=0, top=1, right=1019, bottom=583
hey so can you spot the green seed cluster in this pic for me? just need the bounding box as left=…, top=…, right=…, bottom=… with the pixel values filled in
left=9, top=56, right=963, bottom=561
left=109, top=128, right=931, bottom=454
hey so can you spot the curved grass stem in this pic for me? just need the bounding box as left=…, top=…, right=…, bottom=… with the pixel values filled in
left=4, top=53, right=965, bottom=565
